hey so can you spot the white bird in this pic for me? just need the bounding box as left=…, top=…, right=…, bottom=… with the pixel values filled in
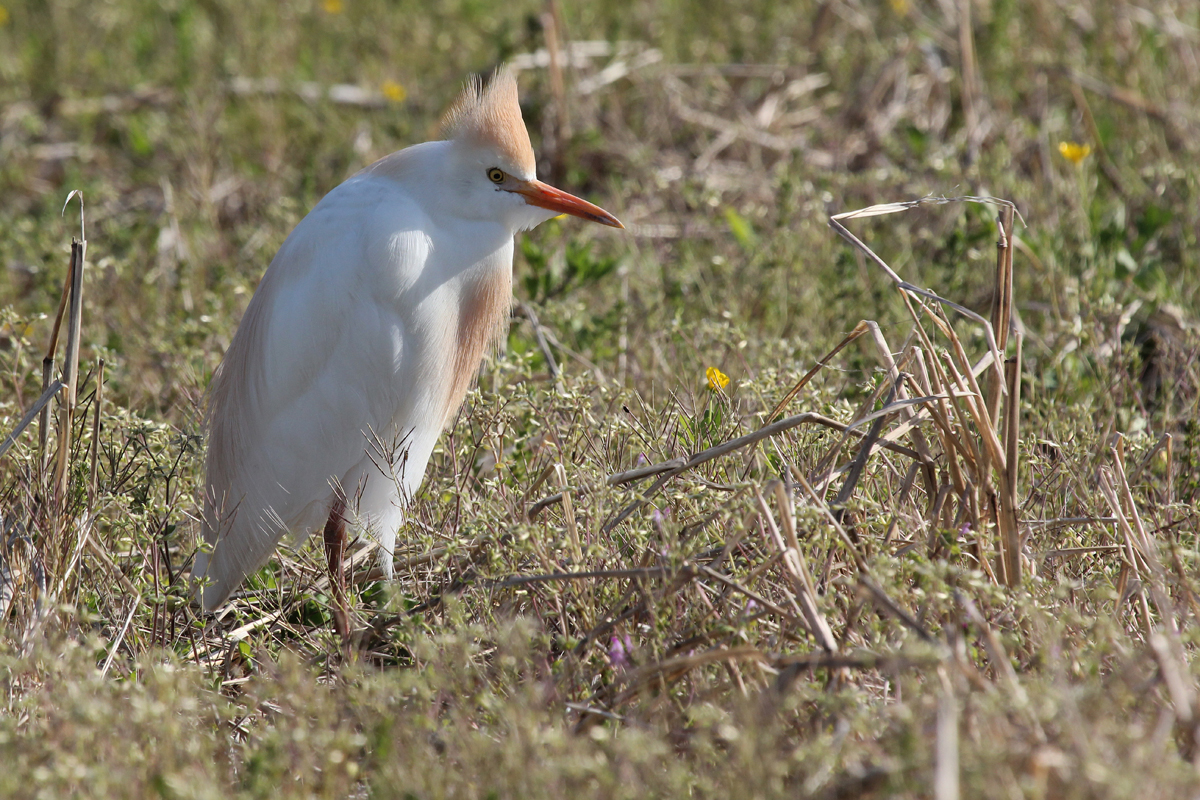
left=190, top=68, right=622, bottom=618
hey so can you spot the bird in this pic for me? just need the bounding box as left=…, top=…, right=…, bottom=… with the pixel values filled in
left=190, top=67, right=622, bottom=621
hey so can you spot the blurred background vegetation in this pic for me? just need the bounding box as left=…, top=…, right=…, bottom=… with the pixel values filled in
left=1, top=0, right=1199, bottom=797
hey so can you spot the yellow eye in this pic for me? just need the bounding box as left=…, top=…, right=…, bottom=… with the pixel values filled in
left=487, top=168, right=505, bottom=184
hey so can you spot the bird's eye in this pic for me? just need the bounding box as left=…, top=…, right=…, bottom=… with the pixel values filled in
left=487, top=168, right=505, bottom=184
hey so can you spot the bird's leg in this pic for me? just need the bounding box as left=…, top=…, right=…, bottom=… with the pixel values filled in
left=322, top=494, right=353, bottom=641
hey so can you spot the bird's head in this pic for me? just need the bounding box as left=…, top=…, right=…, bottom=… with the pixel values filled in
left=440, top=67, right=623, bottom=233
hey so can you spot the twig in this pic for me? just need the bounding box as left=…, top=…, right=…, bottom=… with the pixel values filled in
left=858, top=576, right=940, bottom=647
left=0, top=380, right=64, bottom=461
left=1000, top=332, right=1023, bottom=584
left=529, top=411, right=920, bottom=521
left=516, top=302, right=560, bottom=381
left=88, top=359, right=105, bottom=504
left=493, top=567, right=669, bottom=588
left=761, top=483, right=838, bottom=652
left=767, top=321, right=869, bottom=420
left=100, top=593, right=141, bottom=678
left=53, top=194, right=87, bottom=500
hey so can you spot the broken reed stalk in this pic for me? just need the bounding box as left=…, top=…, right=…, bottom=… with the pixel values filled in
left=987, top=203, right=1015, bottom=425
left=40, top=245, right=76, bottom=471
left=1000, top=333, right=1022, bottom=584
left=52, top=235, right=86, bottom=501
left=829, top=196, right=1024, bottom=586
left=865, top=322, right=937, bottom=495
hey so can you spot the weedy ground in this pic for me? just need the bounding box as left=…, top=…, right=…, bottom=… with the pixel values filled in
left=1, top=0, right=1199, bottom=797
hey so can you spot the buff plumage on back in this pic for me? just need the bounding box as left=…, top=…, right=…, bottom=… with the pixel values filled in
left=440, top=67, right=536, bottom=176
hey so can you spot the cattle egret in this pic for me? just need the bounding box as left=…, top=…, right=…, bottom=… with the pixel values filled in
left=190, top=68, right=622, bottom=622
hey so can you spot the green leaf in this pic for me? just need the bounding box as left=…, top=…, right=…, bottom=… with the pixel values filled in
left=723, top=207, right=757, bottom=251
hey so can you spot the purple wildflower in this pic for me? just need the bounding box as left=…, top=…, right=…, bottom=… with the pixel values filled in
left=608, top=634, right=633, bottom=670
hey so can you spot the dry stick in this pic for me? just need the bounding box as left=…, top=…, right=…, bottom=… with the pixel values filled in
left=789, top=466, right=943, bottom=654
left=1126, top=431, right=1171, bottom=488
left=940, top=349, right=1020, bottom=585
left=1110, top=450, right=1174, bottom=629
left=84, top=535, right=139, bottom=598
left=832, top=379, right=898, bottom=528
left=883, top=462, right=921, bottom=545
left=100, top=592, right=141, bottom=678
left=51, top=191, right=86, bottom=477
left=516, top=302, right=560, bottom=382
left=956, top=591, right=1045, bottom=740
left=1000, top=332, right=1023, bottom=583
left=1098, top=470, right=1155, bottom=638
left=494, top=566, right=668, bottom=588
left=1148, top=633, right=1200, bottom=758
left=767, top=320, right=869, bottom=421
left=895, top=291, right=991, bottom=454
left=554, top=463, right=582, bottom=563
left=49, top=513, right=99, bottom=605
left=88, top=359, right=104, bottom=504
left=930, top=352, right=989, bottom=569
left=921, top=484, right=954, bottom=555
left=1106, top=453, right=1199, bottom=747
left=937, top=309, right=1008, bottom=477
left=606, top=645, right=936, bottom=709
left=788, top=466, right=867, bottom=574
left=957, top=0, right=980, bottom=162
left=809, top=358, right=895, bottom=487
left=868, top=352, right=938, bottom=450
left=1166, top=433, right=1174, bottom=505
left=763, top=482, right=838, bottom=652
left=526, top=325, right=922, bottom=519
left=934, top=353, right=985, bottom=476
left=912, top=347, right=969, bottom=503
left=866, top=323, right=937, bottom=495
left=986, top=203, right=1015, bottom=427
left=40, top=247, right=76, bottom=471
left=692, top=562, right=798, bottom=625
left=912, top=345, right=967, bottom=496
left=53, top=235, right=86, bottom=500
left=827, top=197, right=1008, bottom=389
left=0, top=380, right=64, bottom=461
left=857, top=576, right=940, bottom=647
left=810, top=364, right=947, bottom=493
left=532, top=411, right=916, bottom=532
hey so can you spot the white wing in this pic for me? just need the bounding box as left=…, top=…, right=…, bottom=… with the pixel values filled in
left=193, top=172, right=436, bottom=609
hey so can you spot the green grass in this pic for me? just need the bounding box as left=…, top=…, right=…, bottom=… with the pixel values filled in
left=1, top=0, right=1200, bottom=796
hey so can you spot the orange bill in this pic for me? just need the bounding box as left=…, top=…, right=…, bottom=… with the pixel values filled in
left=515, top=180, right=624, bottom=228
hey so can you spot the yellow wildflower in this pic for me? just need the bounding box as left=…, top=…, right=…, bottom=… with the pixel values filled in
left=0, top=5, right=9, bottom=26
left=1058, top=141, right=1091, bottom=165
left=322, top=0, right=343, bottom=14
left=888, top=0, right=910, bottom=14
left=380, top=80, right=406, bottom=103
left=706, top=366, right=730, bottom=391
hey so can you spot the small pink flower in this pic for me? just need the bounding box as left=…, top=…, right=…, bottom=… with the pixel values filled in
left=608, top=634, right=633, bottom=670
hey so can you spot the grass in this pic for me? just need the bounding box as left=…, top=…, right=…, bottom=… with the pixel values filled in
left=2, top=0, right=1200, bottom=796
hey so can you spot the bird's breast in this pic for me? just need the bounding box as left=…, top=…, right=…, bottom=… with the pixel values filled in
left=439, top=249, right=513, bottom=426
